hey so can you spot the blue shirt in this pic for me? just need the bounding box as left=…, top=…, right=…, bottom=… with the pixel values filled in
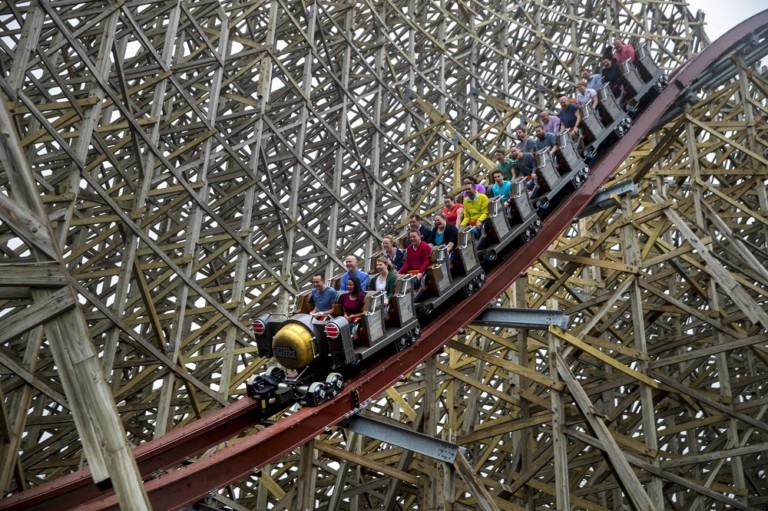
left=430, top=223, right=459, bottom=250
left=518, top=137, right=537, bottom=154
left=534, top=132, right=557, bottom=151
left=586, top=74, right=602, bottom=91
left=514, top=153, right=537, bottom=177
left=310, top=286, right=337, bottom=312
left=339, top=269, right=369, bottom=291
left=558, top=103, right=579, bottom=129
left=490, top=181, right=513, bottom=201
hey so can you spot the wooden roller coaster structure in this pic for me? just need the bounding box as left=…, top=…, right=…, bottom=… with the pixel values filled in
left=1, top=2, right=767, bottom=510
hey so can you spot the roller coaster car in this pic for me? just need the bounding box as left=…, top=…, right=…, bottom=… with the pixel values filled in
left=246, top=277, right=420, bottom=417
left=414, top=228, right=485, bottom=316
left=478, top=183, right=540, bottom=263
left=556, top=131, right=590, bottom=190
left=533, top=134, right=589, bottom=206
left=581, top=86, right=632, bottom=159
left=621, top=44, right=668, bottom=114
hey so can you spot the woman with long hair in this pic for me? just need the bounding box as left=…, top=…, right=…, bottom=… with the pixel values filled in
left=370, top=256, right=397, bottom=307
left=341, top=276, right=366, bottom=322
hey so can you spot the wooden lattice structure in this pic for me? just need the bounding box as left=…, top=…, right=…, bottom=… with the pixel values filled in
left=1, top=0, right=767, bottom=509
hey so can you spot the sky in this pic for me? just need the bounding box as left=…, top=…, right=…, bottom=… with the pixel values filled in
left=687, top=0, right=766, bottom=39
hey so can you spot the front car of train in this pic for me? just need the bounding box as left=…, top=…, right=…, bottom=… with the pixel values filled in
left=247, top=313, right=351, bottom=418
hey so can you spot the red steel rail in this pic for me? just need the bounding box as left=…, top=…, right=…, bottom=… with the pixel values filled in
left=3, top=9, right=767, bottom=511
left=0, top=399, right=260, bottom=511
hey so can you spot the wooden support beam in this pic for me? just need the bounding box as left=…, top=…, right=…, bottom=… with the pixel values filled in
left=453, top=450, right=501, bottom=511
left=556, top=352, right=656, bottom=511
left=314, top=440, right=419, bottom=486
left=552, top=327, right=659, bottom=389
left=447, top=340, right=562, bottom=391
left=652, top=192, right=768, bottom=329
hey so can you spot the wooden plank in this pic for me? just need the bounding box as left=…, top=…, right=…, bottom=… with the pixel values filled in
left=652, top=192, right=768, bottom=329
left=0, top=194, right=58, bottom=260
left=447, top=340, right=562, bottom=391
left=453, top=450, right=502, bottom=511
left=651, top=373, right=768, bottom=436
left=556, top=352, right=656, bottom=511
left=0, top=286, right=75, bottom=343
left=552, top=327, right=659, bottom=389
left=314, top=440, right=419, bottom=486
left=0, top=266, right=68, bottom=287
left=458, top=413, right=551, bottom=446
left=650, top=333, right=768, bottom=368
left=548, top=329, right=570, bottom=511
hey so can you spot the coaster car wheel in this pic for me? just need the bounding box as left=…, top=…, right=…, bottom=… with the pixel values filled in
left=266, top=365, right=286, bottom=381
left=395, top=335, right=409, bottom=352
left=522, top=226, right=535, bottom=242
left=326, top=373, right=343, bottom=395
left=462, top=280, right=476, bottom=298
left=307, top=382, right=327, bottom=406
left=534, top=198, right=550, bottom=212
left=532, top=217, right=542, bottom=234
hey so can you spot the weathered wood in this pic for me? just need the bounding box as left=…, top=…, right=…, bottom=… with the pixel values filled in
left=0, top=286, right=74, bottom=343
left=0, top=266, right=68, bottom=287
left=552, top=327, right=659, bottom=389
left=652, top=192, right=768, bottom=329
left=314, top=441, right=419, bottom=486
left=447, top=340, right=562, bottom=391
left=548, top=328, right=570, bottom=511
left=453, top=450, right=501, bottom=511
left=295, top=440, right=317, bottom=511
left=556, top=352, right=656, bottom=511
left=1, top=1, right=767, bottom=509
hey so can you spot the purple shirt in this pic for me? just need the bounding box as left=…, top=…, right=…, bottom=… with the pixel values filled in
left=341, top=292, right=365, bottom=316
left=540, top=115, right=561, bottom=134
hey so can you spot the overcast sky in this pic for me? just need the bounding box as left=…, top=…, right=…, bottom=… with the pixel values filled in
left=687, top=0, right=765, bottom=39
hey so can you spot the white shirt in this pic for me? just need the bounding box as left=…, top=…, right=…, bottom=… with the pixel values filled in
left=576, top=88, right=597, bottom=106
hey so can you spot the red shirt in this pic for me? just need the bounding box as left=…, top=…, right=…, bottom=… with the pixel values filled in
left=614, top=44, right=636, bottom=65
left=443, top=203, right=463, bottom=225
left=399, top=241, right=432, bottom=274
